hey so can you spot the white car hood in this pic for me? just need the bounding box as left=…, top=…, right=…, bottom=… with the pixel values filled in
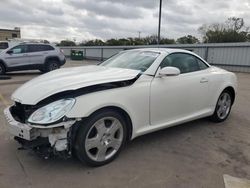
left=12, top=65, right=141, bottom=105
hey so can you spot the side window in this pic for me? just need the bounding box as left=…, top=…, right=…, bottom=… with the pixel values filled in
left=0, top=42, right=8, bottom=49
left=27, top=44, right=42, bottom=53
left=9, top=45, right=26, bottom=54
left=160, top=53, right=206, bottom=74
left=43, top=45, right=54, bottom=51
left=197, top=58, right=208, bottom=70
left=27, top=45, right=54, bottom=52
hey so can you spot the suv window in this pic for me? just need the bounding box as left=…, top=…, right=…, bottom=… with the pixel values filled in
left=27, top=44, right=54, bottom=53
left=0, top=42, right=8, bottom=49
left=160, top=53, right=208, bottom=74
left=9, top=45, right=27, bottom=54
left=43, top=45, right=54, bottom=51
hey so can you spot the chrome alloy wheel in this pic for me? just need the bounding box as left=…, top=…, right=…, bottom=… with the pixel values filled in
left=85, top=117, right=124, bottom=162
left=216, top=92, right=231, bottom=120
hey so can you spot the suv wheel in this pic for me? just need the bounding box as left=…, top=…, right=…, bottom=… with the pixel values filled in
left=44, top=61, right=60, bottom=72
left=0, top=63, right=6, bottom=75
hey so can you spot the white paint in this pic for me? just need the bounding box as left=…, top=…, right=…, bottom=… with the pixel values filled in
left=11, top=65, right=141, bottom=104
left=7, top=48, right=238, bottom=141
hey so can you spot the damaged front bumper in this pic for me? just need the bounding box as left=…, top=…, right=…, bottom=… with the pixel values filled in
left=4, top=106, right=77, bottom=158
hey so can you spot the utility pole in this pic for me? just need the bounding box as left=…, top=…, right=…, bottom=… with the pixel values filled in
left=158, top=0, right=162, bottom=45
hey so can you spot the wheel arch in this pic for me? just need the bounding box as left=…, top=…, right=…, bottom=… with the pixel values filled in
left=72, top=105, right=134, bottom=142
left=0, top=59, right=7, bottom=71
left=89, top=106, right=133, bottom=141
left=222, top=86, right=236, bottom=105
left=44, top=56, right=60, bottom=64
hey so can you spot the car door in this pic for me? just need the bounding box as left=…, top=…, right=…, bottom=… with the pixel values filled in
left=26, top=44, right=45, bottom=65
left=4, top=44, right=30, bottom=68
left=150, top=52, right=210, bottom=126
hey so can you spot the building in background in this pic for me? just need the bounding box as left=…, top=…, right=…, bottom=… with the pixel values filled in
left=0, top=27, right=21, bottom=40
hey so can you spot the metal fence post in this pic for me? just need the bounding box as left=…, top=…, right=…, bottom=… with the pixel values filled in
left=84, top=48, right=86, bottom=59
left=101, top=48, right=104, bottom=61
left=205, top=46, right=209, bottom=62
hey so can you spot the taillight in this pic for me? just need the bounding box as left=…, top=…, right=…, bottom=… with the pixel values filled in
left=60, top=49, right=64, bottom=54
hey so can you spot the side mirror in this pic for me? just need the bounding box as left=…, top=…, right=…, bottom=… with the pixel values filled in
left=158, top=66, right=180, bottom=76
left=7, top=50, right=13, bottom=54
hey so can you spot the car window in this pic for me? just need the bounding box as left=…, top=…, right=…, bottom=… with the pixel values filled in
left=43, top=45, right=54, bottom=51
left=9, top=45, right=27, bottom=54
left=0, top=42, right=8, bottom=49
left=101, top=51, right=160, bottom=72
left=197, top=58, right=208, bottom=70
left=160, top=53, right=208, bottom=74
left=27, top=44, right=54, bottom=53
left=27, top=44, right=43, bottom=53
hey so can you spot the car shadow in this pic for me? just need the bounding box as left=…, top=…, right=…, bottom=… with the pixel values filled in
left=6, top=71, right=41, bottom=76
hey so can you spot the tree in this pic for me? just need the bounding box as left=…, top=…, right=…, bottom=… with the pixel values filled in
left=82, top=39, right=105, bottom=46
left=160, top=38, right=176, bottom=44
left=144, top=35, right=158, bottom=45
left=177, top=35, right=199, bottom=44
left=198, top=17, right=249, bottom=43
left=57, top=40, right=76, bottom=46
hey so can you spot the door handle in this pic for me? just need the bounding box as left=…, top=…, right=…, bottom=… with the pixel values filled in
left=22, top=54, right=29, bottom=56
left=200, top=77, right=208, bottom=83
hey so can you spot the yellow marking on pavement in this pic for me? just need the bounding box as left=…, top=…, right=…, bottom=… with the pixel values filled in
left=0, top=93, right=9, bottom=107
left=224, top=174, right=250, bottom=188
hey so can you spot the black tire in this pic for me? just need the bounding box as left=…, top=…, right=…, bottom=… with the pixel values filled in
left=43, top=60, right=60, bottom=72
left=0, top=63, right=6, bottom=75
left=75, top=109, right=127, bottom=167
left=210, top=90, right=233, bottom=123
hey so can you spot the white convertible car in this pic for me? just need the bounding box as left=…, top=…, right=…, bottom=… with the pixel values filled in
left=4, top=48, right=237, bottom=166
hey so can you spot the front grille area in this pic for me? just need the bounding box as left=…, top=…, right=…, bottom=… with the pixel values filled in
left=10, top=102, right=41, bottom=123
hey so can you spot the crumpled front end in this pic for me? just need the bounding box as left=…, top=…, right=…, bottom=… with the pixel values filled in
left=4, top=103, right=78, bottom=159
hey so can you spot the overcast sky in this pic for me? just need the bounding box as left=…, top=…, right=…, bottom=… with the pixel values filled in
left=0, top=0, right=249, bottom=42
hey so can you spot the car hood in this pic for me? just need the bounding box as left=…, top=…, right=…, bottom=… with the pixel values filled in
left=12, top=65, right=141, bottom=105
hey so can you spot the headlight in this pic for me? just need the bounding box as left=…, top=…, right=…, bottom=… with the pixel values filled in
left=28, top=98, right=75, bottom=124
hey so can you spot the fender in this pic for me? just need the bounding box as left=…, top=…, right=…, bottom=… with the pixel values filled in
left=0, top=59, right=8, bottom=70
left=10, top=74, right=141, bottom=124
left=211, top=78, right=237, bottom=110
left=44, top=56, right=60, bottom=64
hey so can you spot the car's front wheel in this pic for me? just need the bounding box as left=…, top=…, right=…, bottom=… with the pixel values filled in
left=75, top=109, right=127, bottom=166
left=210, top=90, right=232, bottom=122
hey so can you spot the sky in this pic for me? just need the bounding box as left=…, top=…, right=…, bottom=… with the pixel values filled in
left=0, top=0, right=249, bottom=42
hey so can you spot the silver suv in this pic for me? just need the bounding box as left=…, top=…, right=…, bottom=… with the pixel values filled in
left=0, top=43, right=66, bottom=75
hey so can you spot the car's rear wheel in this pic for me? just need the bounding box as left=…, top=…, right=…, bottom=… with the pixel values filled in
left=0, top=63, right=6, bottom=75
left=210, top=91, right=232, bottom=122
left=75, top=110, right=127, bottom=166
left=42, top=60, right=60, bottom=73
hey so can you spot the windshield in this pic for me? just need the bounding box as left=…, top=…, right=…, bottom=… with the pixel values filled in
left=100, top=51, right=160, bottom=72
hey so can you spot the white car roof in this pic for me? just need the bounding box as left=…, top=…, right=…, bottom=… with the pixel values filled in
left=127, top=48, right=195, bottom=55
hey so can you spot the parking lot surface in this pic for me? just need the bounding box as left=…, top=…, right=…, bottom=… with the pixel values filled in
left=0, top=60, right=250, bottom=188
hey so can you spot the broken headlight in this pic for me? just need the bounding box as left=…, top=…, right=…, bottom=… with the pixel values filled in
left=28, top=98, right=75, bottom=124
